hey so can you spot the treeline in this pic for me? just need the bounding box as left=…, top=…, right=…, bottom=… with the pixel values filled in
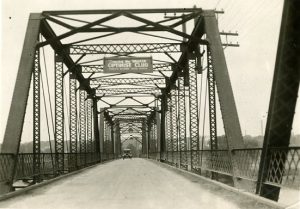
left=0, top=134, right=299, bottom=153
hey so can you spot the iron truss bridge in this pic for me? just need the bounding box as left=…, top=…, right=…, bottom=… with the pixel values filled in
left=0, top=3, right=299, bottom=206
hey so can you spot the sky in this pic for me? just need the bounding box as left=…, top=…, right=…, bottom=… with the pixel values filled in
left=0, top=0, right=299, bottom=144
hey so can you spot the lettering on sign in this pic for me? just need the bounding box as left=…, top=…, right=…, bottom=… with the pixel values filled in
left=103, top=57, right=153, bottom=73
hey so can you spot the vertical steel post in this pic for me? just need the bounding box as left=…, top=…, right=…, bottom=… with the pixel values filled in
left=165, top=96, right=173, bottom=163
left=188, top=54, right=199, bottom=172
left=33, top=49, right=41, bottom=181
left=86, top=98, right=93, bottom=153
left=159, top=95, right=165, bottom=161
left=170, top=88, right=178, bottom=166
left=69, top=73, right=77, bottom=169
left=0, top=13, right=41, bottom=194
left=54, top=55, right=64, bottom=174
left=79, top=90, right=87, bottom=166
left=204, top=10, right=244, bottom=186
left=110, top=123, right=115, bottom=158
left=256, top=0, right=300, bottom=200
left=142, top=120, right=147, bottom=156
left=178, top=77, right=188, bottom=170
left=207, top=47, right=218, bottom=179
left=93, top=99, right=100, bottom=159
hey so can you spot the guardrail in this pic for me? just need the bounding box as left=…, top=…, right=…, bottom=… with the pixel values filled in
left=147, top=147, right=300, bottom=190
left=0, top=152, right=118, bottom=186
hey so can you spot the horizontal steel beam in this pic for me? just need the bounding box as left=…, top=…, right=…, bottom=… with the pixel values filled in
left=90, top=78, right=165, bottom=86
left=96, top=88, right=161, bottom=95
left=65, top=43, right=183, bottom=54
left=42, top=8, right=203, bottom=15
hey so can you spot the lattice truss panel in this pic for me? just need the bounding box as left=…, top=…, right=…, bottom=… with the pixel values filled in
left=188, top=58, right=199, bottom=170
left=67, top=43, right=182, bottom=54
left=90, top=78, right=165, bottom=87
left=178, top=77, right=187, bottom=170
left=170, top=88, right=178, bottom=165
left=86, top=99, right=93, bottom=153
left=54, top=56, right=64, bottom=172
left=79, top=90, right=87, bottom=154
left=207, top=48, right=218, bottom=150
left=166, top=96, right=172, bottom=152
left=69, top=76, right=77, bottom=154
left=96, top=88, right=161, bottom=95
left=33, top=50, right=40, bottom=175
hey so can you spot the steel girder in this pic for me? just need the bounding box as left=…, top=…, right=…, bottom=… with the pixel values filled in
left=81, top=63, right=172, bottom=73
left=170, top=88, right=178, bottom=166
left=99, top=109, right=105, bottom=153
left=96, top=88, right=161, bottom=95
left=86, top=99, right=93, bottom=153
left=43, top=8, right=203, bottom=15
left=54, top=56, right=64, bottom=173
left=142, top=121, right=147, bottom=155
left=90, top=78, right=165, bottom=86
left=188, top=57, right=199, bottom=171
left=93, top=98, right=101, bottom=154
left=33, top=49, right=41, bottom=180
left=204, top=11, right=244, bottom=187
left=165, top=96, right=173, bottom=163
left=69, top=76, right=78, bottom=155
left=256, top=0, right=300, bottom=201
left=65, top=43, right=183, bottom=55
left=166, top=97, right=172, bottom=152
left=207, top=49, right=218, bottom=150
left=0, top=14, right=41, bottom=194
left=79, top=90, right=87, bottom=160
left=178, top=78, right=188, bottom=170
left=40, top=19, right=93, bottom=95
left=69, top=76, right=78, bottom=170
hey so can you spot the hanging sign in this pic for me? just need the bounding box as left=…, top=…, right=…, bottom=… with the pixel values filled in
left=103, top=57, right=153, bottom=73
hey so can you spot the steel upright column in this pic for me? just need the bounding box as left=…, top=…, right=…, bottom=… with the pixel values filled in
left=178, top=77, right=188, bottom=170
left=203, top=11, right=244, bottom=149
left=142, top=120, right=147, bottom=156
left=110, top=123, right=115, bottom=157
left=0, top=14, right=41, bottom=194
left=206, top=49, right=218, bottom=150
left=99, top=109, right=104, bottom=156
left=69, top=73, right=78, bottom=169
left=33, top=49, right=41, bottom=181
left=54, top=55, right=64, bottom=174
left=158, top=97, right=165, bottom=160
left=79, top=90, right=87, bottom=166
left=170, top=88, right=178, bottom=166
left=86, top=98, right=93, bottom=153
left=207, top=47, right=218, bottom=180
left=93, top=99, right=100, bottom=157
left=165, top=96, right=173, bottom=163
left=204, top=10, right=244, bottom=186
left=188, top=54, right=200, bottom=171
left=256, top=0, right=300, bottom=201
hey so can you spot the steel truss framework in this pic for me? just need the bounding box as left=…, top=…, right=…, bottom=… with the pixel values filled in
left=1, top=7, right=296, bottom=203
left=65, top=43, right=183, bottom=54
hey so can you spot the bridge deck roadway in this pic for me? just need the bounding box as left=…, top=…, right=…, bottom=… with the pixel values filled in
left=0, top=159, right=281, bottom=209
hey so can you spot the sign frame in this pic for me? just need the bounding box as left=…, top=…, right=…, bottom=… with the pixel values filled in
left=103, top=57, right=153, bottom=73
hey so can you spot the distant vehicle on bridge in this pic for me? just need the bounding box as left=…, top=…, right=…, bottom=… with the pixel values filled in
left=122, top=149, right=132, bottom=160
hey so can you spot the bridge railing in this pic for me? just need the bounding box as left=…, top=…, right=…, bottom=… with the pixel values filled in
left=0, top=152, right=118, bottom=187
left=148, top=147, right=300, bottom=190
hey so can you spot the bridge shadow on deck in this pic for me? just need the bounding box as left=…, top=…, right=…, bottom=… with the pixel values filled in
left=0, top=159, right=283, bottom=209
